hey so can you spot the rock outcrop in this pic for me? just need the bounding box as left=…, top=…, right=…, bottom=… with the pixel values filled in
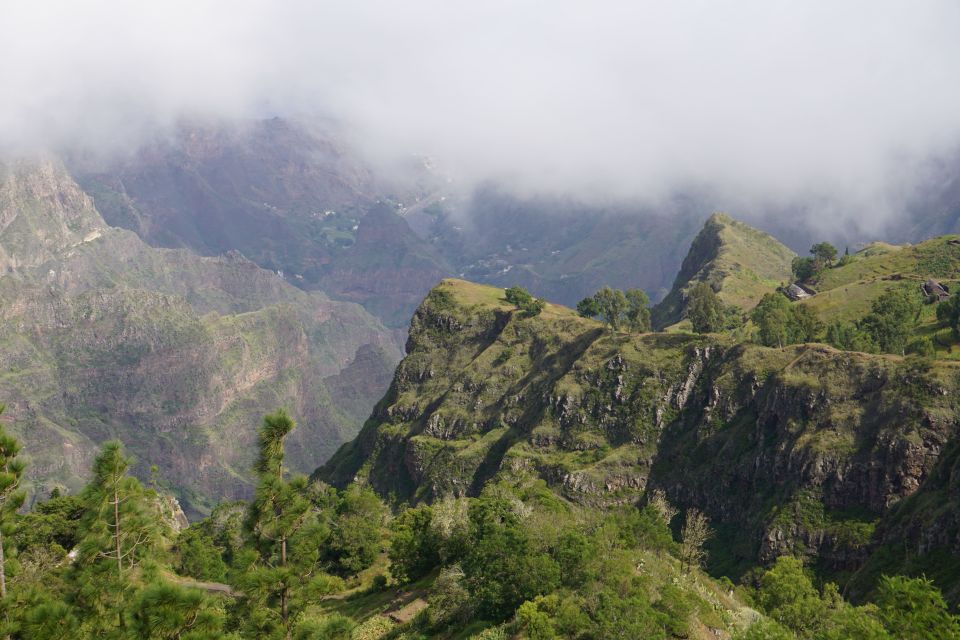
left=318, top=278, right=960, bottom=601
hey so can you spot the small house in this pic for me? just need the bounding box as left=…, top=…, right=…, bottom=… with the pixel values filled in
left=921, top=279, right=950, bottom=302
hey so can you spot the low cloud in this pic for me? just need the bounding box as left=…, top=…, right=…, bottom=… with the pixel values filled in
left=4, top=1, right=960, bottom=231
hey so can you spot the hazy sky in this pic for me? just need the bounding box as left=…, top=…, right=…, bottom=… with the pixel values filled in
left=4, top=1, right=960, bottom=229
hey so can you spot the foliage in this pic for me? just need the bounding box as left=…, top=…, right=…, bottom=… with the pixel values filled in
left=859, top=288, right=922, bottom=354
left=593, top=286, right=628, bottom=330
left=1, top=403, right=958, bottom=639
left=938, top=295, right=960, bottom=338
left=792, top=242, right=838, bottom=283
left=0, top=407, right=26, bottom=600
left=503, top=286, right=546, bottom=317
left=503, top=286, right=533, bottom=308
left=875, top=575, right=960, bottom=639
left=128, top=582, right=226, bottom=639
left=325, top=485, right=386, bottom=576
left=461, top=490, right=560, bottom=620
left=72, top=441, right=162, bottom=632
left=15, top=494, right=84, bottom=553
left=686, top=281, right=725, bottom=333
left=680, top=508, right=711, bottom=573
left=520, top=297, right=545, bottom=317
left=792, top=256, right=817, bottom=282
left=176, top=526, right=227, bottom=581
left=751, top=294, right=823, bottom=347
left=388, top=505, right=439, bottom=583
left=576, top=296, right=601, bottom=318
left=240, top=410, right=347, bottom=637
left=745, top=556, right=960, bottom=640
left=625, top=288, right=652, bottom=331
left=825, top=321, right=877, bottom=353
left=581, top=286, right=651, bottom=331
left=810, top=242, right=838, bottom=269
left=755, top=556, right=826, bottom=635
left=906, top=336, right=936, bottom=358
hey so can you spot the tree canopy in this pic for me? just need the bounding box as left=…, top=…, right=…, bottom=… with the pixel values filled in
left=686, top=282, right=725, bottom=334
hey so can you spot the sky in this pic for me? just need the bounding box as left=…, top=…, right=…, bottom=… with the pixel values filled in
left=4, top=1, right=960, bottom=231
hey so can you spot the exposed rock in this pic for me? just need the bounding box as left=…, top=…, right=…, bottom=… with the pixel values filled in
left=0, top=159, right=402, bottom=516
left=318, top=279, right=960, bottom=598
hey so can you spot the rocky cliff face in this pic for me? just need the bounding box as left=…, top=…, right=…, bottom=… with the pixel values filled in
left=319, top=279, right=960, bottom=600
left=0, top=159, right=402, bottom=515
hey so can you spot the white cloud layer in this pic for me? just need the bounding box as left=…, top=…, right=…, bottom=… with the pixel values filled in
left=4, top=1, right=960, bottom=228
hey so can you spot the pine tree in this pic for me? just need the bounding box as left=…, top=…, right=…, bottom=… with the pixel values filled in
left=240, top=410, right=342, bottom=639
left=73, top=441, right=159, bottom=632
left=0, top=406, right=25, bottom=602
left=128, top=582, right=226, bottom=640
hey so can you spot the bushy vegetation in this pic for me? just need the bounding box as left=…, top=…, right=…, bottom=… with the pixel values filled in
left=577, top=285, right=651, bottom=331
left=744, top=285, right=929, bottom=356
left=751, top=293, right=822, bottom=348
left=2, top=398, right=953, bottom=639
left=823, top=287, right=922, bottom=355
left=0, top=411, right=389, bottom=639
left=504, top=286, right=546, bottom=317
left=684, top=281, right=744, bottom=334
left=735, top=556, right=960, bottom=640
left=792, top=241, right=839, bottom=283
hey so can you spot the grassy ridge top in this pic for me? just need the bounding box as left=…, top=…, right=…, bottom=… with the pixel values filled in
left=652, top=213, right=795, bottom=328
left=438, top=277, right=583, bottom=320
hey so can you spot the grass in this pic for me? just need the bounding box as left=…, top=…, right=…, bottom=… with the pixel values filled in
left=789, top=236, right=960, bottom=359
left=439, top=278, right=584, bottom=321
left=652, top=213, right=795, bottom=328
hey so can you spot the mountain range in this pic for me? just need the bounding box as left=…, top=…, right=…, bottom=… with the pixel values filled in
left=320, top=220, right=960, bottom=606
left=6, top=116, right=960, bottom=538
left=0, top=158, right=400, bottom=515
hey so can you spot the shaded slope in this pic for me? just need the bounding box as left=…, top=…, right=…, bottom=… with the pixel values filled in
left=69, top=118, right=452, bottom=326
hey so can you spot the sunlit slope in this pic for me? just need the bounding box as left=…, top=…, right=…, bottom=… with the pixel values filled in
left=652, top=213, right=795, bottom=328
left=800, top=236, right=960, bottom=323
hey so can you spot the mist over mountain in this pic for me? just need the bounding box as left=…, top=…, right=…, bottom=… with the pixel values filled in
left=5, top=5, right=960, bottom=638
left=5, top=2, right=960, bottom=238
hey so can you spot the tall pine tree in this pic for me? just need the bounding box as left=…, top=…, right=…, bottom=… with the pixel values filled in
left=239, top=410, right=342, bottom=639
left=0, top=406, right=25, bottom=601
left=72, top=441, right=159, bottom=633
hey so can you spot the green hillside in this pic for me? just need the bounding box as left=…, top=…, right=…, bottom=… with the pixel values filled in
left=652, top=213, right=795, bottom=329
left=6, top=252, right=960, bottom=639
left=318, top=276, right=960, bottom=614
left=794, top=235, right=960, bottom=358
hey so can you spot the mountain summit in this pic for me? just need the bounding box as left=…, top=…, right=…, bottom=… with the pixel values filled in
left=651, top=212, right=795, bottom=328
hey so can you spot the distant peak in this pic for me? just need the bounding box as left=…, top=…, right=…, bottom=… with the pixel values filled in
left=706, top=211, right=733, bottom=225
left=651, top=214, right=794, bottom=328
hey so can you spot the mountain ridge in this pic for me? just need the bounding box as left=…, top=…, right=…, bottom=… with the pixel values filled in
left=318, top=272, right=960, bottom=604
left=0, top=158, right=402, bottom=515
left=651, top=212, right=796, bottom=328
